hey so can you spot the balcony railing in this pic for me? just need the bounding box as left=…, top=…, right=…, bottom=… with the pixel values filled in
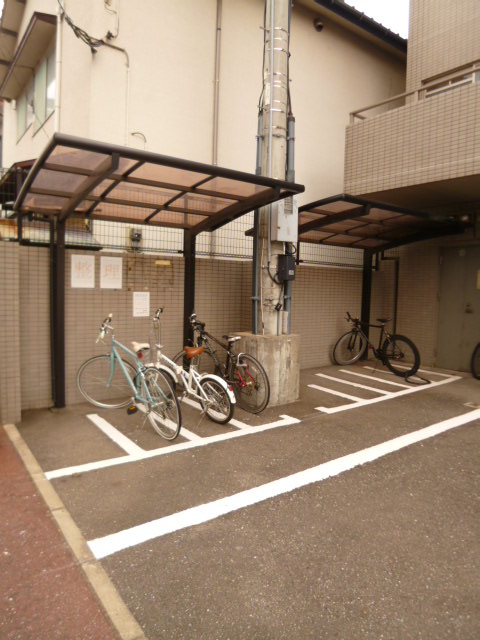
left=350, top=59, right=480, bottom=124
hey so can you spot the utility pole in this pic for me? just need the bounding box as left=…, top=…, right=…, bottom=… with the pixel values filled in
left=257, top=0, right=290, bottom=336
left=242, top=0, right=300, bottom=407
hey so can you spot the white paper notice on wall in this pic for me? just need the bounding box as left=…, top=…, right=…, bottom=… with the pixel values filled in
left=133, top=291, right=150, bottom=317
left=100, top=256, right=123, bottom=289
left=71, top=254, right=95, bottom=288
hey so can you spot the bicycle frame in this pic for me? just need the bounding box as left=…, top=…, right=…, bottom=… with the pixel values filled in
left=106, top=330, right=167, bottom=407
left=348, top=316, right=392, bottom=360
left=146, top=311, right=236, bottom=405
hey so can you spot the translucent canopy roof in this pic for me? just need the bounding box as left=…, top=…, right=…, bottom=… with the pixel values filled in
left=298, top=194, right=466, bottom=252
left=15, top=134, right=304, bottom=235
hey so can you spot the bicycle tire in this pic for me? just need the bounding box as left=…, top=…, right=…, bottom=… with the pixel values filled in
left=333, top=330, right=366, bottom=365
left=231, top=354, right=270, bottom=414
left=77, top=355, right=136, bottom=408
left=382, top=334, right=420, bottom=377
left=199, top=378, right=234, bottom=424
left=471, top=343, right=480, bottom=379
left=143, top=367, right=181, bottom=440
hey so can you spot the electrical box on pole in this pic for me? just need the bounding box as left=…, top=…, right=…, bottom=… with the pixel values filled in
left=270, top=195, right=298, bottom=242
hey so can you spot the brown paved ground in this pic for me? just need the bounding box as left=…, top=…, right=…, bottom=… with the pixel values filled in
left=0, top=426, right=121, bottom=640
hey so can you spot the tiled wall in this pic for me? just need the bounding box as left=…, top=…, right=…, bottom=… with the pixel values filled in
left=0, top=243, right=21, bottom=424
left=3, top=233, right=479, bottom=421
left=290, top=265, right=363, bottom=369
left=345, top=83, right=480, bottom=195
left=407, top=0, right=480, bottom=91
left=65, top=251, right=185, bottom=405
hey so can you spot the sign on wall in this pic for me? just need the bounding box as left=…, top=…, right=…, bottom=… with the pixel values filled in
left=100, top=256, right=123, bottom=289
left=133, top=291, right=150, bottom=317
left=71, top=254, right=95, bottom=288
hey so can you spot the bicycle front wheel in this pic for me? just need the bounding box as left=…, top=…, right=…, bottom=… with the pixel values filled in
left=199, top=378, right=234, bottom=424
left=77, top=355, right=135, bottom=408
left=232, top=354, right=270, bottom=414
left=382, top=334, right=420, bottom=377
left=470, top=343, right=480, bottom=379
left=143, top=367, right=181, bottom=440
left=333, top=330, right=366, bottom=365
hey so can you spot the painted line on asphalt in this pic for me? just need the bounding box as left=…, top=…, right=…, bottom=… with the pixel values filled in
left=316, top=373, right=391, bottom=394
left=308, top=384, right=363, bottom=402
left=45, top=414, right=300, bottom=480
left=316, top=374, right=461, bottom=414
left=87, top=408, right=480, bottom=559
left=339, top=370, right=411, bottom=388
left=87, top=414, right=145, bottom=455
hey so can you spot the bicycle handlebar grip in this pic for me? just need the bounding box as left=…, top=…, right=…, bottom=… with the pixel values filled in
left=155, top=308, right=163, bottom=318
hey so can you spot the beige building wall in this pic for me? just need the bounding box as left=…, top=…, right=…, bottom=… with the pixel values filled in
left=344, top=0, right=480, bottom=199
left=3, top=0, right=405, bottom=198
left=407, top=0, right=480, bottom=91
left=345, top=83, right=480, bottom=195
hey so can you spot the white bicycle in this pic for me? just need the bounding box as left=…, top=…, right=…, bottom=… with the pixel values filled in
left=132, top=308, right=235, bottom=424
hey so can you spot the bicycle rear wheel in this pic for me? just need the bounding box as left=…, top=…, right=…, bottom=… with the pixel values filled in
left=143, top=367, right=181, bottom=440
left=199, top=378, right=234, bottom=424
left=382, top=334, right=420, bottom=377
left=77, top=355, right=135, bottom=408
left=232, top=354, right=270, bottom=413
left=333, top=330, right=366, bottom=365
left=471, top=343, right=480, bottom=379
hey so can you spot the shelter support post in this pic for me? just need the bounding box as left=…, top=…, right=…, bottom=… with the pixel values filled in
left=360, top=250, right=372, bottom=359
left=183, top=229, right=196, bottom=347
left=51, top=218, right=66, bottom=407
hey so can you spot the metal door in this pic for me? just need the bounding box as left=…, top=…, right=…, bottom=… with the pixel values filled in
left=437, top=246, right=480, bottom=371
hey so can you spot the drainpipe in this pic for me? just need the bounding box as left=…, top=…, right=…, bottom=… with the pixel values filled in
left=212, top=0, right=222, bottom=165
left=54, top=2, right=63, bottom=131
left=210, top=0, right=222, bottom=257
left=101, top=41, right=130, bottom=145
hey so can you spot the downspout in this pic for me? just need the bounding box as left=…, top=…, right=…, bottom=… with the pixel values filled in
left=212, top=0, right=222, bottom=165
left=210, top=0, right=222, bottom=257
left=54, top=2, right=63, bottom=131
left=101, top=41, right=130, bottom=145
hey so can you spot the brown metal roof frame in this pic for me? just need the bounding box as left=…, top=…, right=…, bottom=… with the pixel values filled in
left=298, top=193, right=467, bottom=253
left=14, top=133, right=305, bottom=236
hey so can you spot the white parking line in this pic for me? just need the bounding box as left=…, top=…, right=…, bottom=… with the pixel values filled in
left=339, top=370, right=410, bottom=388
left=315, top=373, right=391, bottom=395
left=308, top=384, right=363, bottom=402
left=45, top=414, right=300, bottom=479
left=316, top=374, right=460, bottom=414
left=87, top=408, right=480, bottom=559
left=87, top=414, right=144, bottom=455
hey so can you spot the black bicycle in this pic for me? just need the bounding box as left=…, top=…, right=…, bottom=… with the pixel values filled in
left=174, top=314, right=270, bottom=414
left=471, top=342, right=480, bottom=379
left=333, top=312, right=420, bottom=378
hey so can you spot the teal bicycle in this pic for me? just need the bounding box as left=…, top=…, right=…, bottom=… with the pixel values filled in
left=77, top=314, right=181, bottom=440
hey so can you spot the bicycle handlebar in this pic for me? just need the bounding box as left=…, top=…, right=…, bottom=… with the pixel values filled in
left=97, top=313, right=113, bottom=341
left=154, top=307, right=164, bottom=320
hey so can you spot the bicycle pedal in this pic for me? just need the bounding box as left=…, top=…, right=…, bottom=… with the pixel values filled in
left=126, top=405, right=138, bottom=415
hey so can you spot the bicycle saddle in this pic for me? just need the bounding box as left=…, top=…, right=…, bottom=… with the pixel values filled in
left=132, top=341, right=149, bottom=352
left=184, top=346, right=205, bottom=359
left=223, top=335, right=241, bottom=343
left=376, top=318, right=391, bottom=324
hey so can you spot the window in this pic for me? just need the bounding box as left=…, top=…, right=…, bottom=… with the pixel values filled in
left=16, top=48, right=56, bottom=139
left=16, top=81, right=34, bottom=140
left=34, top=48, right=56, bottom=132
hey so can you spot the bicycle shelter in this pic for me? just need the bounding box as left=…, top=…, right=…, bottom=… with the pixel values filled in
left=297, top=194, right=468, bottom=338
left=10, top=132, right=304, bottom=409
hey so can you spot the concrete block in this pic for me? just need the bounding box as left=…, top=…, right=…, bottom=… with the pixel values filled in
left=236, top=333, right=300, bottom=407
